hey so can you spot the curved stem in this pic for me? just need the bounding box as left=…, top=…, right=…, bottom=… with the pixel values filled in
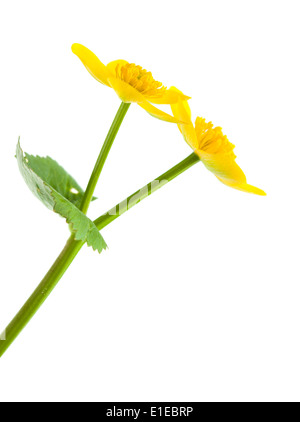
left=94, top=152, right=200, bottom=230
left=80, top=102, right=130, bottom=214
left=0, top=235, right=84, bottom=357
left=0, top=103, right=130, bottom=358
left=0, top=153, right=200, bottom=358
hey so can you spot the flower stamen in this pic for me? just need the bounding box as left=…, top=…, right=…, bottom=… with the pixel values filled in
left=195, top=117, right=235, bottom=155
left=115, top=63, right=167, bottom=97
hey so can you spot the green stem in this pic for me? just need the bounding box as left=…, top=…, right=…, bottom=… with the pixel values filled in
left=94, top=152, right=200, bottom=230
left=80, top=102, right=130, bottom=214
left=0, top=103, right=131, bottom=358
left=0, top=235, right=84, bottom=357
left=0, top=152, right=200, bottom=358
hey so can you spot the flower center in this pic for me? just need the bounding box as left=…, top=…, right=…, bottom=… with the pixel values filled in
left=195, top=117, right=235, bottom=155
left=116, top=63, right=166, bottom=96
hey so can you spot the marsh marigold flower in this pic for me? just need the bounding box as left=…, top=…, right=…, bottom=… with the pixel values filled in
left=72, top=43, right=190, bottom=124
left=170, top=88, right=266, bottom=195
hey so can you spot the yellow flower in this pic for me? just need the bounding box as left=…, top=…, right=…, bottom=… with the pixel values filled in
left=170, top=88, right=266, bottom=195
left=71, top=43, right=190, bottom=124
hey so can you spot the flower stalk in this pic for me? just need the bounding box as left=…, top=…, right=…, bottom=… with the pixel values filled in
left=80, top=102, right=130, bottom=214
left=94, top=152, right=200, bottom=231
left=0, top=152, right=199, bottom=357
left=0, top=235, right=84, bottom=357
left=0, top=43, right=266, bottom=359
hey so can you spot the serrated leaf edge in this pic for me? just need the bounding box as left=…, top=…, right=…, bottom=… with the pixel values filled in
left=17, top=140, right=107, bottom=254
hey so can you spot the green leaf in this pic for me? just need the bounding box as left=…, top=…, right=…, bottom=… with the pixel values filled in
left=16, top=141, right=106, bottom=253
left=24, top=153, right=96, bottom=208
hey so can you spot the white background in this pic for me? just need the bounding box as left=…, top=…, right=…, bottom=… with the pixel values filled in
left=0, top=0, right=299, bottom=402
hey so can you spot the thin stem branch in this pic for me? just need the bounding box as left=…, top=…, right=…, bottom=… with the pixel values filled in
left=0, top=103, right=131, bottom=357
left=80, top=102, right=130, bottom=214
left=0, top=152, right=200, bottom=358
left=94, top=152, right=200, bottom=231
left=0, top=235, right=84, bottom=357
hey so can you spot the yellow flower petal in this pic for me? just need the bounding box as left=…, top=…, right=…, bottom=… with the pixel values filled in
left=170, top=87, right=192, bottom=121
left=107, top=76, right=146, bottom=103
left=71, top=43, right=110, bottom=86
left=177, top=122, right=198, bottom=149
left=144, top=89, right=191, bottom=105
left=170, top=87, right=198, bottom=148
left=197, top=150, right=246, bottom=182
left=197, top=150, right=266, bottom=195
left=106, top=59, right=129, bottom=77
left=218, top=179, right=267, bottom=195
left=138, top=101, right=184, bottom=123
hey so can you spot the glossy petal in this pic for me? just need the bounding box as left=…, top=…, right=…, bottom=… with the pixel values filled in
left=170, top=87, right=198, bottom=148
left=197, top=150, right=245, bottom=182
left=138, top=101, right=184, bottom=123
left=71, top=43, right=110, bottom=86
left=106, top=59, right=128, bottom=77
left=107, top=76, right=146, bottom=103
left=218, top=179, right=267, bottom=195
left=197, top=150, right=266, bottom=195
left=170, top=87, right=192, bottom=121
left=178, top=123, right=198, bottom=149
left=144, top=89, right=191, bottom=105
